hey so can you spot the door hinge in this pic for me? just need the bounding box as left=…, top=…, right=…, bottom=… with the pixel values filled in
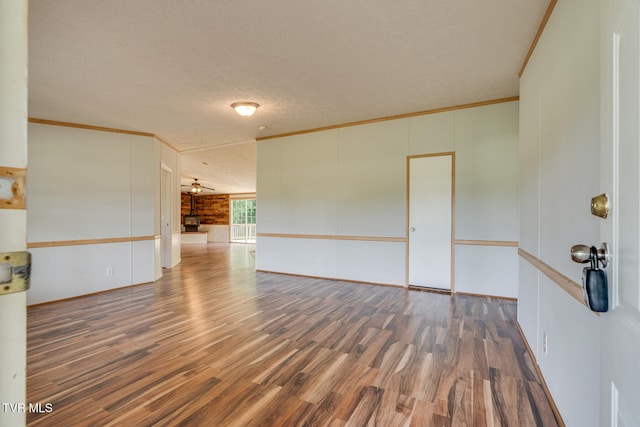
left=0, top=251, right=31, bottom=295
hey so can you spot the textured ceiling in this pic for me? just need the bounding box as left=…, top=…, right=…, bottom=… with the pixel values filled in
left=29, top=0, right=549, bottom=194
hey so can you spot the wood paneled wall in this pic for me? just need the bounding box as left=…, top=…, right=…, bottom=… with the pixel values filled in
left=518, top=0, right=601, bottom=424
left=181, top=194, right=230, bottom=225
left=257, top=100, right=520, bottom=296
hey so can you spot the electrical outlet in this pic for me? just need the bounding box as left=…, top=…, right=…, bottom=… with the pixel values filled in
left=543, top=332, right=548, bottom=355
left=315, top=258, right=320, bottom=266
left=106, top=266, right=114, bottom=277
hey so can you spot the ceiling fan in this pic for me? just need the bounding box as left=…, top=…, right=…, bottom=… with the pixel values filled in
left=181, top=178, right=215, bottom=194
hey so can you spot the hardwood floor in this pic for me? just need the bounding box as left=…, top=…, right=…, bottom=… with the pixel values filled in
left=27, top=243, right=559, bottom=426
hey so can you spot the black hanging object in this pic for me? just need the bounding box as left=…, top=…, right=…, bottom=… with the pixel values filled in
left=582, top=246, right=608, bottom=312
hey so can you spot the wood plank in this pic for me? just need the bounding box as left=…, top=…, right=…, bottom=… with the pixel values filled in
left=27, top=235, right=156, bottom=249
left=26, top=243, right=561, bottom=426
left=256, top=97, right=519, bottom=141
left=519, top=0, right=559, bottom=77
left=518, top=248, right=585, bottom=306
left=454, top=239, right=519, bottom=247
left=28, top=117, right=155, bottom=137
left=256, top=232, right=406, bottom=243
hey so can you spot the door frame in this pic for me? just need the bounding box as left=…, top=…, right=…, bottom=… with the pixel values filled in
left=230, top=197, right=257, bottom=243
left=160, top=165, right=173, bottom=268
left=0, top=1, right=28, bottom=425
left=405, top=152, right=455, bottom=291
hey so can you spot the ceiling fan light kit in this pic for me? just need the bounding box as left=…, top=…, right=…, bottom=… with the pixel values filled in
left=231, top=102, right=259, bottom=117
left=182, top=178, right=215, bottom=194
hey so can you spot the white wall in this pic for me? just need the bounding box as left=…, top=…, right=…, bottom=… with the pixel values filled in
left=454, top=103, right=519, bottom=296
left=198, top=224, right=230, bottom=242
left=257, top=101, right=519, bottom=297
left=27, top=124, right=181, bottom=304
left=518, top=0, right=601, bottom=425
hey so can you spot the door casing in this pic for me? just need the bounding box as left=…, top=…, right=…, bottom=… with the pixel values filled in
left=406, top=152, right=455, bottom=290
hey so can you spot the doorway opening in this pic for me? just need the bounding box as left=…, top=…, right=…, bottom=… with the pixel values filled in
left=161, top=166, right=173, bottom=268
left=230, top=198, right=256, bottom=243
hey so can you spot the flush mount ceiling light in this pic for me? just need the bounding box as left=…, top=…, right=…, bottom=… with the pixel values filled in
left=231, top=102, right=259, bottom=117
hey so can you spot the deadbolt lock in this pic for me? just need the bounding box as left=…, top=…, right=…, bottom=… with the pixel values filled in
left=0, top=251, right=31, bottom=295
left=591, top=193, right=609, bottom=219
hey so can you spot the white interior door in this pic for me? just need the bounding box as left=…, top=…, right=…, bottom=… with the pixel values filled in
left=160, top=167, right=172, bottom=268
left=407, top=154, right=453, bottom=289
left=600, top=0, right=640, bottom=425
